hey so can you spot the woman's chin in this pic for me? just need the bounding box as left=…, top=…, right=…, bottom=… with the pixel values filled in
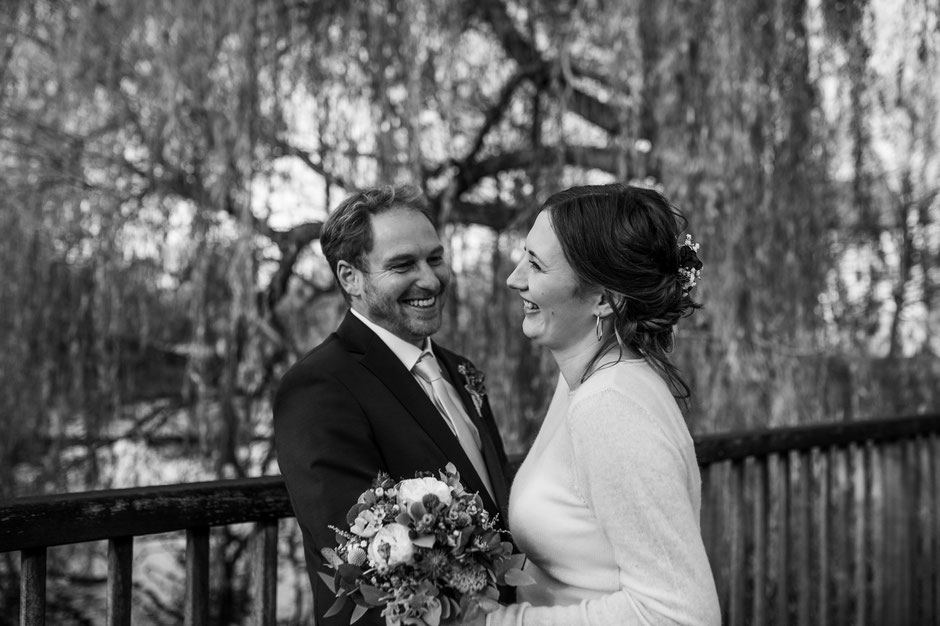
left=520, top=319, right=542, bottom=342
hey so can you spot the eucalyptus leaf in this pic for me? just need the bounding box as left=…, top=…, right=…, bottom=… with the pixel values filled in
left=359, top=583, right=384, bottom=605
left=318, top=571, right=336, bottom=594
left=350, top=604, right=369, bottom=624
left=505, top=568, right=537, bottom=586
left=323, top=595, right=347, bottom=618
left=337, top=563, right=363, bottom=582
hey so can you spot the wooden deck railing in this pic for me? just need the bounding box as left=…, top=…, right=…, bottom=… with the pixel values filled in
left=697, top=414, right=940, bottom=626
left=1, top=413, right=938, bottom=625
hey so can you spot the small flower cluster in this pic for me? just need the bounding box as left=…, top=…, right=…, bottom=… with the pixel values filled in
left=320, top=464, right=530, bottom=625
left=457, top=362, right=487, bottom=417
left=677, top=234, right=703, bottom=291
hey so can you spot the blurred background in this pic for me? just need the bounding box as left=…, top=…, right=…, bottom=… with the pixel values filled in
left=1, top=0, right=938, bottom=623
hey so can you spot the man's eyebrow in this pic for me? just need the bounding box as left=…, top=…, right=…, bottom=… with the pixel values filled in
left=383, top=245, right=444, bottom=265
left=382, top=253, right=416, bottom=265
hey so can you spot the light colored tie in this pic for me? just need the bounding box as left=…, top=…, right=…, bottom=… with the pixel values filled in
left=413, top=352, right=494, bottom=499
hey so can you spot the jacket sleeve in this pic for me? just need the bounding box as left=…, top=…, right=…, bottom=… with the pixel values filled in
left=273, top=367, right=386, bottom=626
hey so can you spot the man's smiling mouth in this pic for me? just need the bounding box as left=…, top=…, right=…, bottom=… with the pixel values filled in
left=403, top=296, right=437, bottom=308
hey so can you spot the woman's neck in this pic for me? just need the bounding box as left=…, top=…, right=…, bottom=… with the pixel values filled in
left=552, top=340, right=642, bottom=390
left=551, top=338, right=604, bottom=391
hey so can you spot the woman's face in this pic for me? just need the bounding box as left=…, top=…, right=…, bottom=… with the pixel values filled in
left=506, top=211, right=600, bottom=352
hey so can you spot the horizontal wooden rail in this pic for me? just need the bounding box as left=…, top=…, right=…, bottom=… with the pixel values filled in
left=2, top=414, right=937, bottom=553
left=1, top=412, right=937, bottom=626
left=694, top=413, right=940, bottom=464
left=0, top=477, right=292, bottom=553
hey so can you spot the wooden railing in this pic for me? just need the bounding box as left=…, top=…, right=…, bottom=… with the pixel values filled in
left=697, top=414, right=940, bottom=626
left=0, top=479, right=292, bottom=625
left=1, top=413, right=938, bottom=625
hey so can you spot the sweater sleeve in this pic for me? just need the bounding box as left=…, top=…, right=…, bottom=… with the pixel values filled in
left=486, top=388, right=720, bottom=626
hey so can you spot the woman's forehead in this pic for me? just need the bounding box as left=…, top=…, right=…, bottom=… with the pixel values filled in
left=526, top=212, right=563, bottom=259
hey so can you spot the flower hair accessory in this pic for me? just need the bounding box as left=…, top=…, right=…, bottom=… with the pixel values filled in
left=677, top=234, right=703, bottom=290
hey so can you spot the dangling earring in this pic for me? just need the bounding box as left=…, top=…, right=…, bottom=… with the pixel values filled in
left=595, top=314, right=603, bottom=342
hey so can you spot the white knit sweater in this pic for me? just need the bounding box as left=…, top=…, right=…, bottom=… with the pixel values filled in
left=487, top=362, right=721, bottom=626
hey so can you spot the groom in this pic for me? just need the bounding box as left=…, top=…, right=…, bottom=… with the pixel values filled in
left=273, top=185, right=512, bottom=625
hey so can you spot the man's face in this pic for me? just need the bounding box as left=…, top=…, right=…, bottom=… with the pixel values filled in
left=351, top=207, right=451, bottom=346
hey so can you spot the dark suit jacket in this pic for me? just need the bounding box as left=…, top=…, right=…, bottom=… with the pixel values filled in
left=273, top=311, right=512, bottom=625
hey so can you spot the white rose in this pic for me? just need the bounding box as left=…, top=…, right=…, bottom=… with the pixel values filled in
left=367, top=523, right=415, bottom=570
left=396, top=477, right=452, bottom=511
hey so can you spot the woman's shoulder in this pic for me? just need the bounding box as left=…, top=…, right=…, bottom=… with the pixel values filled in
left=566, top=360, right=687, bottom=438
left=571, top=358, right=672, bottom=407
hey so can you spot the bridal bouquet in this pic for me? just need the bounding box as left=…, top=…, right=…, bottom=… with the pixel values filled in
left=320, top=463, right=531, bottom=625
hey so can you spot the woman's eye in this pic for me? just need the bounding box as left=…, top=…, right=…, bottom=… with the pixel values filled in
left=529, top=260, right=541, bottom=271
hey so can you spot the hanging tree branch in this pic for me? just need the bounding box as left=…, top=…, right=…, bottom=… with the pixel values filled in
left=468, top=0, right=625, bottom=135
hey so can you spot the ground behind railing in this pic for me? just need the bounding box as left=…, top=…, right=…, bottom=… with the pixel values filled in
left=2, top=414, right=939, bottom=625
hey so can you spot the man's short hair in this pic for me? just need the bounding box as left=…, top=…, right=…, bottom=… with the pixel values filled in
left=320, top=185, right=433, bottom=299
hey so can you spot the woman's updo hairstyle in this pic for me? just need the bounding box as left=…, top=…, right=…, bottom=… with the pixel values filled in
left=543, top=183, right=702, bottom=398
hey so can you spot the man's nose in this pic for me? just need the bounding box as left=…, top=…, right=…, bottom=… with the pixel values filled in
left=415, top=261, right=444, bottom=290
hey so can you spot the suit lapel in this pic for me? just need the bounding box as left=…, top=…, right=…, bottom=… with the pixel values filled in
left=337, top=313, right=497, bottom=512
left=436, top=346, right=510, bottom=522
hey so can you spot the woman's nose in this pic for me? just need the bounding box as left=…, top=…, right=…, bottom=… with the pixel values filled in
left=506, top=257, right=527, bottom=290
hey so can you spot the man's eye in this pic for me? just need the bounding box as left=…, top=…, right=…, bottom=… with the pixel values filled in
left=390, top=262, right=414, bottom=272
left=529, top=260, right=541, bottom=271
left=428, top=255, right=444, bottom=266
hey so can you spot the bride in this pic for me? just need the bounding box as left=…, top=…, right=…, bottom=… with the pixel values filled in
left=478, top=184, right=720, bottom=625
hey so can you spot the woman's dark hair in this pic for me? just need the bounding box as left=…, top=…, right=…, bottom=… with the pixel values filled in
left=543, top=183, right=702, bottom=399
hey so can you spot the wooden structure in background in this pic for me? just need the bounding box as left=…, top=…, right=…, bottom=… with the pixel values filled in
left=2, top=414, right=938, bottom=625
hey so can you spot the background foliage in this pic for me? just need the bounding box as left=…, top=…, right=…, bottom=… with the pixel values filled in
left=1, top=0, right=938, bottom=622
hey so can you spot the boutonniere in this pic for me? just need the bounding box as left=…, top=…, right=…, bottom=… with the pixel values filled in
left=457, top=362, right=487, bottom=417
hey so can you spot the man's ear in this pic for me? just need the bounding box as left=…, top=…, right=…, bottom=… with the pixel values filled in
left=336, top=260, right=362, bottom=299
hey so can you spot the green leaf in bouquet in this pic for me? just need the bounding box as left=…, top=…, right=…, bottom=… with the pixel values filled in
left=318, top=571, right=337, bottom=594
left=439, top=595, right=459, bottom=621
left=323, top=594, right=347, bottom=618
left=350, top=604, right=369, bottom=624
left=478, top=595, right=501, bottom=612
left=359, top=583, right=385, bottom=606
left=337, top=563, right=363, bottom=583
left=477, top=530, right=500, bottom=550
left=459, top=594, right=478, bottom=620
left=482, top=585, right=500, bottom=601
left=321, top=547, right=344, bottom=569
left=412, top=534, right=436, bottom=549
left=506, top=553, right=526, bottom=570
left=504, top=568, right=536, bottom=586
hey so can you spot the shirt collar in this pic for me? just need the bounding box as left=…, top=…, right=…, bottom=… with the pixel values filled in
left=350, top=308, right=432, bottom=372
